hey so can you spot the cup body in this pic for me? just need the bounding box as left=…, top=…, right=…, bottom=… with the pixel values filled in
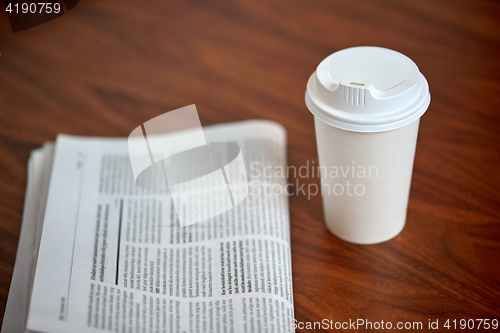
left=306, top=47, right=430, bottom=244
left=314, top=117, right=420, bottom=244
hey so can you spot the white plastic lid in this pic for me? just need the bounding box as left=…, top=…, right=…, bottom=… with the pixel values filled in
left=305, top=46, right=430, bottom=132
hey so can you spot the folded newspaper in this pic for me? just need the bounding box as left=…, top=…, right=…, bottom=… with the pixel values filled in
left=2, top=120, right=294, bottom=333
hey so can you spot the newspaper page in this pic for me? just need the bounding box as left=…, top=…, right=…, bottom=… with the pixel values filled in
left=23, top=120, right=294, bottom=333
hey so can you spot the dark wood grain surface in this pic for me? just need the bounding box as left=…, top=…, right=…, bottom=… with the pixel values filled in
left=1, top=0, right=499, bottom=331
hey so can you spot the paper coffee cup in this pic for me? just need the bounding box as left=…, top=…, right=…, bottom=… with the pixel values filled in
left=305, top=46, right=431, bottom=244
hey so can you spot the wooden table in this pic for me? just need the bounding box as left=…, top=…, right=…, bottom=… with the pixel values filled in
left=1, top=0, right=499, bottom=331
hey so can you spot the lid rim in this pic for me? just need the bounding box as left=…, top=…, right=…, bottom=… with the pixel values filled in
left=305, top=83, right=431, bottom=133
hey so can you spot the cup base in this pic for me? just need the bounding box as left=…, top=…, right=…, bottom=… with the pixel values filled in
left=324, top=221, right=406, bottom=245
